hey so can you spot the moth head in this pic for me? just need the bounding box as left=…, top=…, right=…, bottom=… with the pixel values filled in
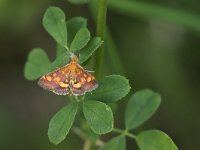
left=70, top=53, right=78, bottom=63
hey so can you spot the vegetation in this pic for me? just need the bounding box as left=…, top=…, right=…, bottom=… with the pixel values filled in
left=23, top=0, right=181, bottom=149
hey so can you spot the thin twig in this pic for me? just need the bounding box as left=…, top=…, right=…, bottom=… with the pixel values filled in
left=73, top=127, right=105, bottom=149
left=96, top=139, right=105, bottom=147
left=83, top=139, right=92, bottom=150
left=72, top=127, right=87, bottom=140
left=112, top=128, right=136, bottom=139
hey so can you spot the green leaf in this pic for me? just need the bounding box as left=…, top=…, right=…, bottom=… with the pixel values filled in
left=136, top=130, right=178, bottom=150
left=125, top=89, right=161, bottom=130
left=56, top=44, right=67, bottom=58
left=78, top=37, right=103, bottom=64
left=85, top=75, right=131, bottom=103
left=109, top=0, right=200, bottom=32
left=48, top=102, right=78, bottom=145
left=43, top=7, right=68, bottom=48
left=98, top=135, right=126, bottom=150
left=70, top=27, right=90, bottom=52
left=66, top=17, right=87, bottom=45
left=83, top=101, right=113, bottom=134
left=50, top=51, right=70, bottom=71
left=68, top=0, right=88, bottom=4
left=24, top=48, right=51, bottom=80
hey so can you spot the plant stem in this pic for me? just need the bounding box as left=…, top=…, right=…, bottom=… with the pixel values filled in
left=83, top=139, right=92, bottom=150
left=72, top=127, right=87, bottom=140
left=73, top=127, right=92, bottom=150
left=95, top=0, right=108, bottom=79
left=112, top=128, right=136, bottom=139
left=89, top=1, right=125, bottom=75
left=73, top=127, right=105, bottom=148
left=96, top=139, right=105, bottom=147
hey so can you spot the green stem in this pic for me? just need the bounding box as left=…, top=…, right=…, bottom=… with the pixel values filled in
left=113, top=128, right=136, bottom=139
left=73, top=127, right=93, bottom=150
left=72, top=127, right=88, bottom=140
left=89, top=1, right=125, bottom=75
left=95, top=0, right=108, bottom=79
left=83, top=139, right=92, bottom=150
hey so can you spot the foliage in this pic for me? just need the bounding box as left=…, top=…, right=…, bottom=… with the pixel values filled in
left=136, top=130, right=178, bottom=150
left=48, top=102, right=78, bottom=144
left=24, top=5, right=178, bottom=150
left=125, top=89, right=161, bottom=129
left=24, top=48, right=51, bottom=80
left=43, top=7, right=68, bottom=49
left=98, top=135, right=126, bottom=150
left=83, top=100, right=113, bottom=134
left=85, top=75, right=131, bottom=103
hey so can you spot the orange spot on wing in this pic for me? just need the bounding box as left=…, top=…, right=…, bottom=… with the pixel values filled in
left=59, top=82, right=69, bottom=88
left=46, top=76, right=52, bottom=81
left=54, top=77, right=60, bottom=82
left=87, top=77, right=91, bottom=82
left=73, top=83, right=81, bottom=88
left=81, top=78, right=86, bottom=82
left=53, top=73, right=56, bottom=77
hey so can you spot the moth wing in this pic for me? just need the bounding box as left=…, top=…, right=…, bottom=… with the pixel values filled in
left=38, top=65, right=70, bottom=95
left=71, top=64, right=98, bottom=96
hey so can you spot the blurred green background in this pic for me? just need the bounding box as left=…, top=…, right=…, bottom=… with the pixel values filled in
left=1, top=0, right=200, bottom=150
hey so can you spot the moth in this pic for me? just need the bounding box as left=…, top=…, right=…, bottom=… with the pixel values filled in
left=38, top=53, right=98, bottom=96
